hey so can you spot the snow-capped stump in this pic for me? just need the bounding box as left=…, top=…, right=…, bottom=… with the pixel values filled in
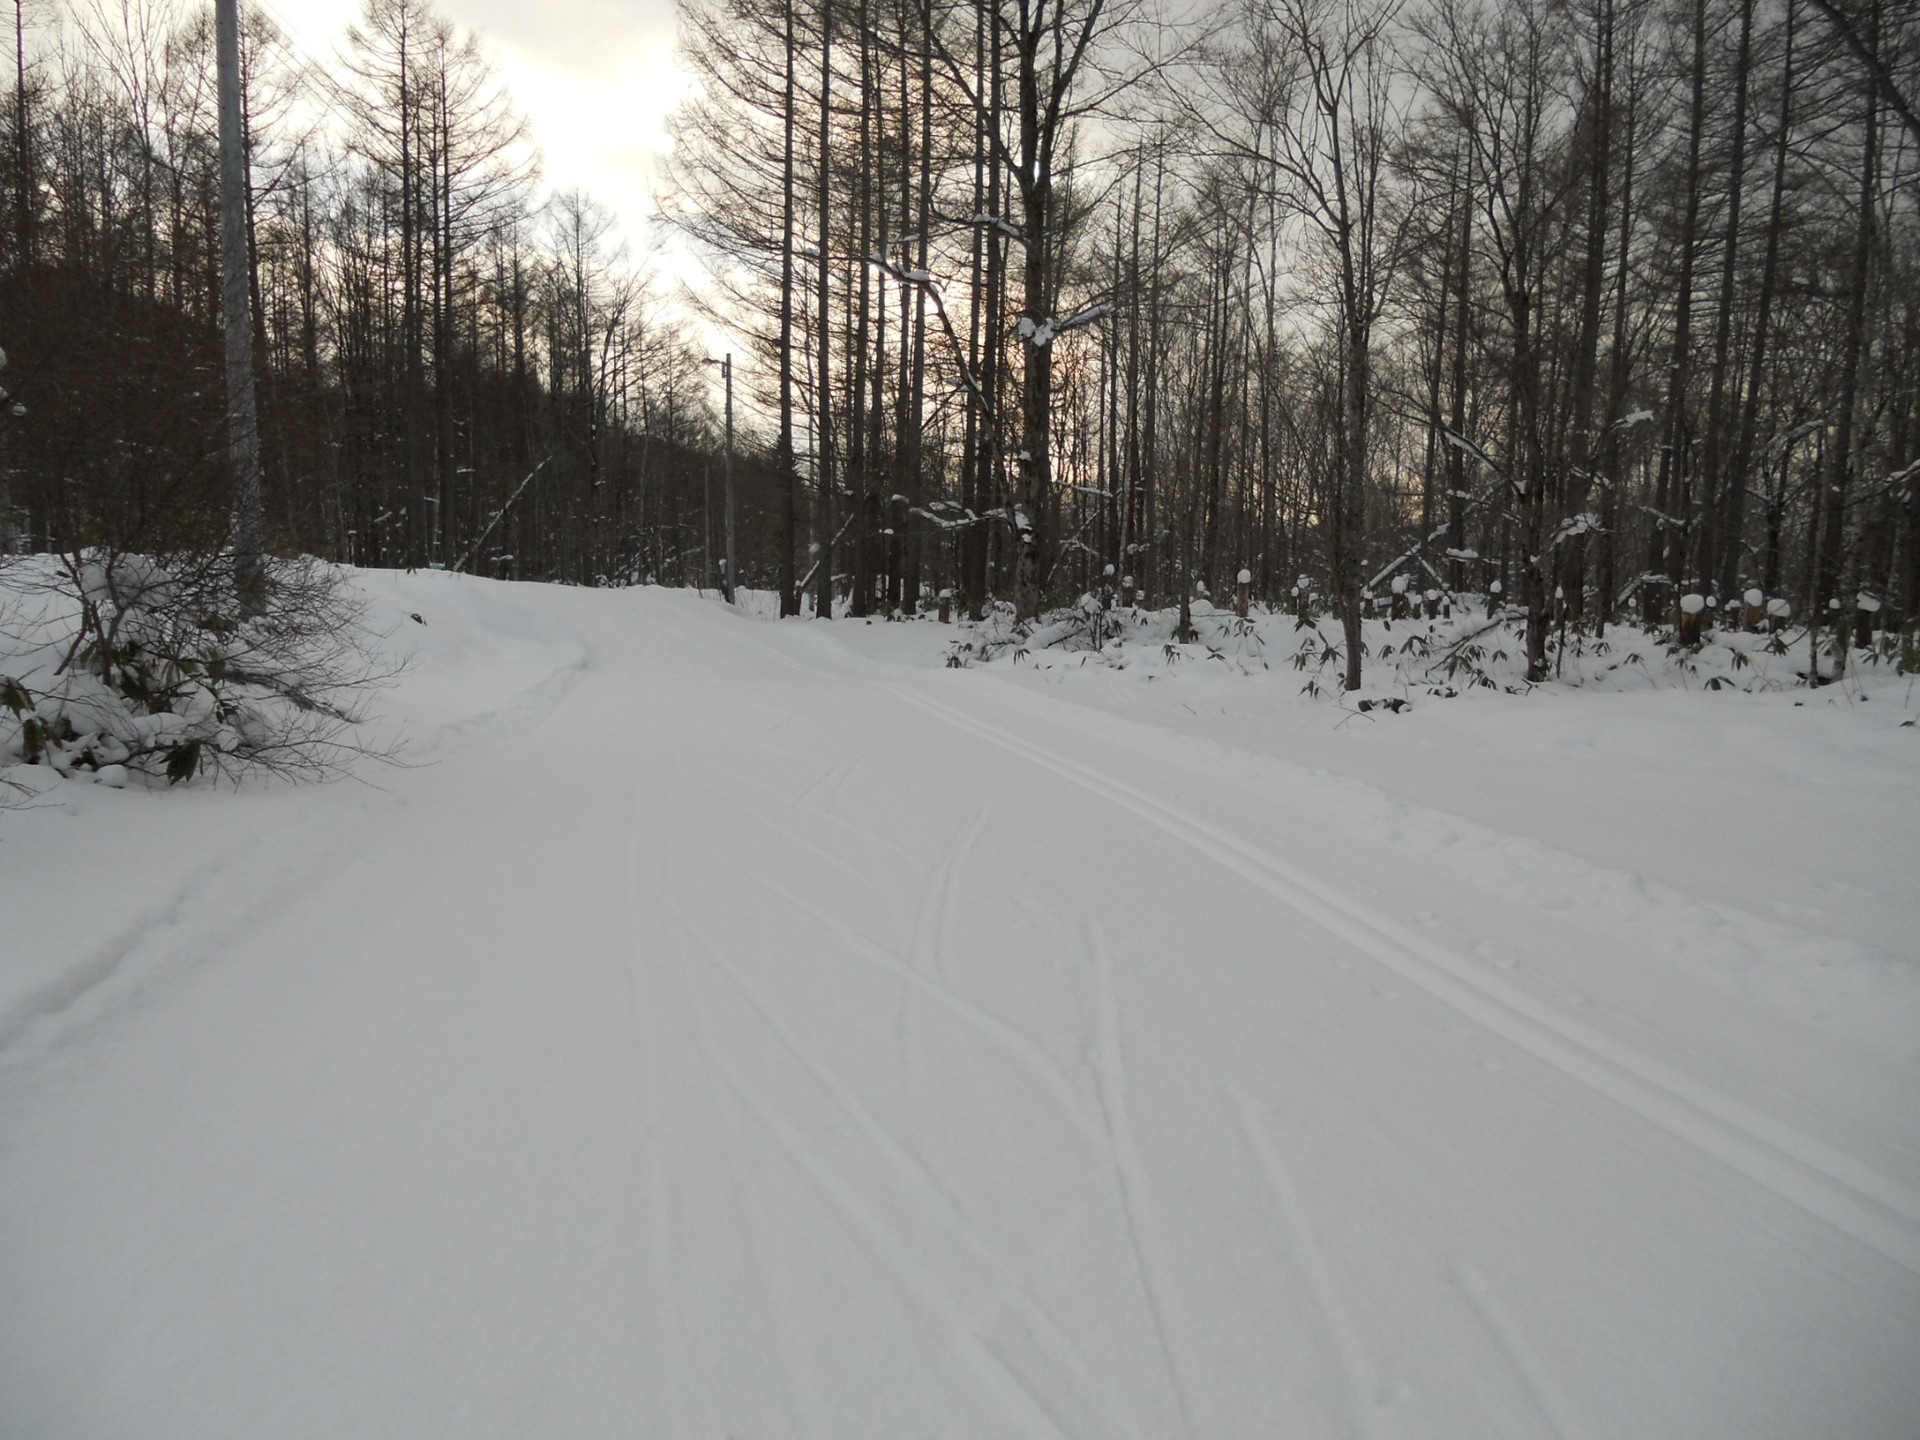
left=1677, top=592, right=1707, bottom=647
left=1236, top=569, right=1253, bottom=619
left=1743, top=588, right=1767, bottom=630
left=1855, top=592, right=1883, bottom=649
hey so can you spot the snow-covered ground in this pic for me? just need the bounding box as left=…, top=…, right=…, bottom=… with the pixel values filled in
left=2, top=571, right=1917, bottom=1438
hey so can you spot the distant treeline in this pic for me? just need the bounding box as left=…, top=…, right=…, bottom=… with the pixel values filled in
left=3, top=0, right=1916, bottom=690
left=1, top=0, right=753, bottom=587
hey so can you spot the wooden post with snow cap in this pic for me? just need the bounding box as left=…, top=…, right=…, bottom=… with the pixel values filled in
left=1743, top=588, right=1766, bottom=632
left=938, top=587, right=952, bottom=624
left=1236, top=568, right=1251, bottom=619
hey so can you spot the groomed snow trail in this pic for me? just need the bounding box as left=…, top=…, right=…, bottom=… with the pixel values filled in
left=2, top=582, right=1916, bottom=1439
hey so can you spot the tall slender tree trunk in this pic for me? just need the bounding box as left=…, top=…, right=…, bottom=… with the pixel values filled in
left=13, top=0, right=29, bottom=268
left=217, top=0, right=265, bottom=612
left=778, top=0, right=799, bottom=615
left=813, top=0, right=835, bottom=618
left=1561, top=0, right=1613, bottom=630
left=848, top=0, right=876, bottom=618
left=1698, top=0, right=1755, bottom=593
left=959, top=0, right=988, bottom=618
left=904, top=0, right=932, bottom=609
left=1596, top=80, right=1638, bottom=630
left=1725, top=0, right=1795, bottom=601
left=1813, top=73, right=1877, bottom=677
left=1445, top=145, right=1472, bottom=592
left=1651, top=0, right=1708, bottom=608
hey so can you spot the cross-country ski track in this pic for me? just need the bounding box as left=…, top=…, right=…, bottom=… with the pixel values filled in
left=2, top=577, right=1916, bottom=1438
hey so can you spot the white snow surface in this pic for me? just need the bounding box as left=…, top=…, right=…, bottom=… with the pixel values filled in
left=3, top=571, right=1918, bottom=1438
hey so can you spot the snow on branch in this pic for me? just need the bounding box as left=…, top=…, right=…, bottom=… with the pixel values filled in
left=866, top=252, right=997, bottom=423
left=1544, top=511, right=1604, bottom=552
left=1017, top=304, right=1117, bottom=349
left=1440, top=426, right=1503, bottom=477
left=966, top=211, right=1027, bottom=245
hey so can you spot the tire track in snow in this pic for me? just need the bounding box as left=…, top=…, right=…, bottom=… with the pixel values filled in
left=1087, top=922, right=1206, bottom=1440
left=1228, top=1088, right=1394, bottom=1440
left=891, top=683, right=1920, bottom=1279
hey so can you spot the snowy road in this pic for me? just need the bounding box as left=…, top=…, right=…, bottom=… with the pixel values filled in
left=3, top=581, right=1918, bottom=1438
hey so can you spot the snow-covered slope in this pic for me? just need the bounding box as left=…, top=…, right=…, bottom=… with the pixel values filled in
left=2, top=573, right=1916, bottom=1438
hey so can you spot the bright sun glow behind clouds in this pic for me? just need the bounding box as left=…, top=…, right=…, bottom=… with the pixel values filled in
left=261, top=0, right=693, bottom=252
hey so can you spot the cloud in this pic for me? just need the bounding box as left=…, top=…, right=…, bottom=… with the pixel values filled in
left=270, top=0, right=689, bottom=242
left=445, top=0, right=678, bottom=82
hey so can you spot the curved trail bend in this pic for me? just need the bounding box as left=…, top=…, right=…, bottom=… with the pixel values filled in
left=2, top=583, right=1915, bottom=1440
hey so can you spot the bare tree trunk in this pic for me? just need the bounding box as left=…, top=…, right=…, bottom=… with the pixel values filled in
left=813, top=0, right=835, bottom=618
left=904, top=0, right=932, bottom=609
left=1561, top=0, right=1614, bottom=631
left=1725, top=0, right=1795, bottom=602
left=1813, top=72, right=1877, bottom=679
left=959, top=0, right=989, bottom=618
left=217, top=0, right=265, bottom=612
left=1445, top=150, right=1471, bottom=593
left=1651, top=0, right=1707, bottom=609
left=13, top=0, right=29, bottom=268
left=1698, top=0, right=1755, bottom=593
left=778, top=0, right=799, bottom=615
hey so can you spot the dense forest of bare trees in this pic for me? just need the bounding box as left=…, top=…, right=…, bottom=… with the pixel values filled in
left=670, top=0, right=1918, bottom=684
left=3, top=0, right=1916, bottom=689
left=0, top=0, right=748, bottom=587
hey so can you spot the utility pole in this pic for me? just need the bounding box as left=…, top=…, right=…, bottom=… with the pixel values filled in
left=217, top=0, right=265, bottom=613
left=706, top=353, right=736, bottom=604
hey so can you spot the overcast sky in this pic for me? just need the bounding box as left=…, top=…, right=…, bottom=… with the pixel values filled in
left=264, top=0, right=692, bottom=254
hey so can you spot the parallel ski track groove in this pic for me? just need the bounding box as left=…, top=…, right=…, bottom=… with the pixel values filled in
left=670, top=897, right=1142, bottom=1440
left=885, top=681, right=1920, bottom=1278
left=1228, top=1088, right=1391, bottom=1440
left=1453, top=1261, right=1590, bottom=1440
left=671, top=600, right=1920, bottom=1275
left=1087, top=922, right=1205, bottom=1440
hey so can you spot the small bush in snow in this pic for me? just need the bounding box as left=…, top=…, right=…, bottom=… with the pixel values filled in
left=0, top=549, right=393, bottom=787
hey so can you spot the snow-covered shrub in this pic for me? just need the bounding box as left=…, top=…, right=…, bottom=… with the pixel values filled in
left=0, top=548, right=393, bottom=786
